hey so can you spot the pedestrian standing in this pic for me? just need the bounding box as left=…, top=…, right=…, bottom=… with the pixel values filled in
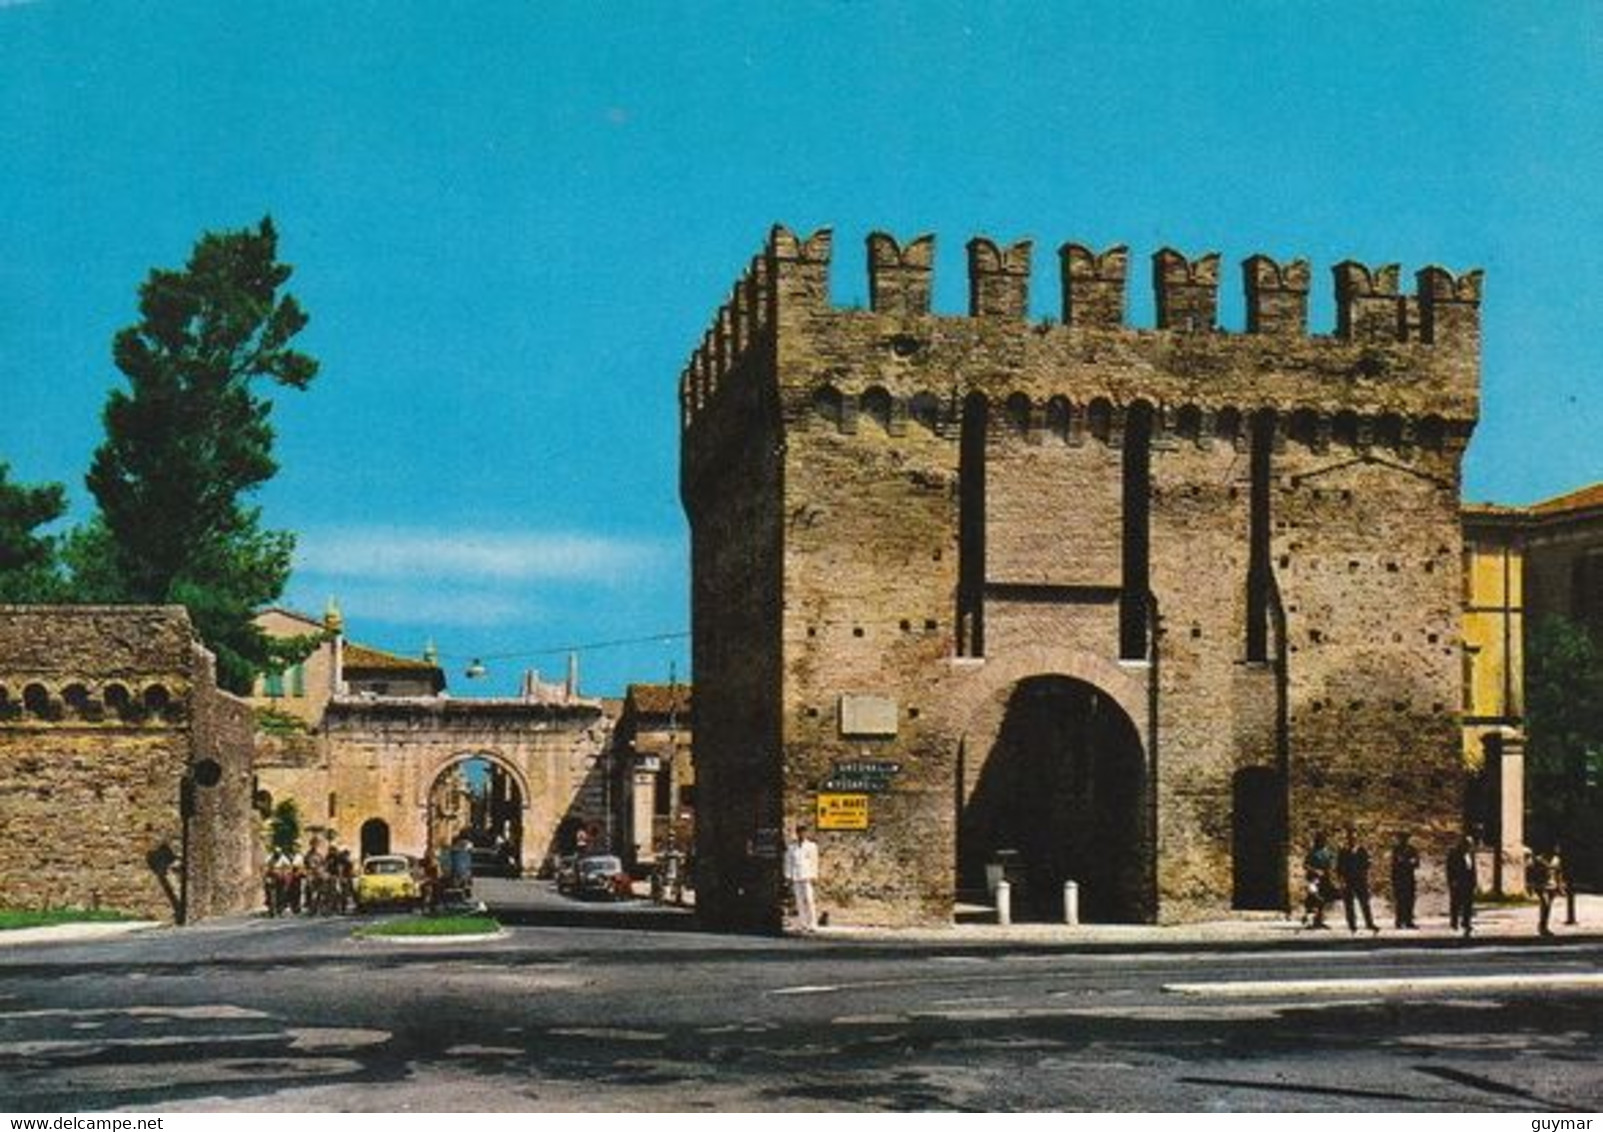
left=784, top=824, right=820, bottom=933
left=1529, top=844, right=1564, bottom=937
left=1446, top=833, right=1477, bottom=938
left=1337, top=826, right=1379, bottom=934
left=1389, top=831, right=1420, bottom=929
left=1302, top=830, right=1336, bottom=929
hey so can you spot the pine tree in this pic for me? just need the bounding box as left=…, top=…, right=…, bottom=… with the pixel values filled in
left=85, top=217, right=318, bottom=691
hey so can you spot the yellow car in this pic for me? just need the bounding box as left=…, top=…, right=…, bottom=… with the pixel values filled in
left=354, top=855, right=420, bottom=910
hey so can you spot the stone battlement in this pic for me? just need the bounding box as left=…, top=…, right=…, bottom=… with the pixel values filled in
left=680, top=225, right=1482, bottom=439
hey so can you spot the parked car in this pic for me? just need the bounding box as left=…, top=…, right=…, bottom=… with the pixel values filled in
left=574, top=854, right=630, bottom=901
left=469, top=846, right=522, bottom=879
left=354, top=855, right=420, bottom=910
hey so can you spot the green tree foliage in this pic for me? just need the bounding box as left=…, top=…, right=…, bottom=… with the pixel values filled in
left=1524, top=613, right=1603, bottom=884
left=0, top=462, right=67, bottom=602
left=85, top=217, right=318, bottom=692
left=269, top=798, right=303, bottom=857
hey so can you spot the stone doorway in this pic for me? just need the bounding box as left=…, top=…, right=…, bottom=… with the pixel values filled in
left=359, top=818, right=391, bottom=861
left=426, top=754, right=525, bottom=866
left=959, top=675, right=1152, bottom=922
left=1231, top=767, right=1286, bottom=910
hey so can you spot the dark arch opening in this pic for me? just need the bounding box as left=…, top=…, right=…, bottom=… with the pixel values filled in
left=1175, top=404, right=1203, bottom=442
left=1288, top=408, right=1321, bottom=449
left=1004, top=392, right=1032, bottom=436
left=22, top=683, right=55, bottom=720
left=1087, top=398, right=1114, bottom=443
left=62, top=683, right=95, bottom=721
left=908, top=391, right=940, bottom=432
left=959, top=676, right=1152, bottom=922
left=103, top=683, right=134, bottom=720
left=1045, top=396, right=1072, bottom=442
left=811, top=384, right=843, bottom=429
left=360, top=817, right=392, bottom=860
left=860, top=386, right=893, bottom=432
left=1374, top=414, right=1404, bottom=449
left=144, top=684, right=172, bottom=716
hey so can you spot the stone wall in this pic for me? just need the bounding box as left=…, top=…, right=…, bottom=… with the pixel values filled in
left=682, top=226, right=1480, bottom=928
left=0, top=606, right=258, bottom=922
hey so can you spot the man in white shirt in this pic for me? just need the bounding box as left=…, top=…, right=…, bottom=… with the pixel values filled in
left=784, top=824, right=820, bottom=932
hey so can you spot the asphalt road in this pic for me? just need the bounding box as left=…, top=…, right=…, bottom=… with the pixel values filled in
left=1, top=881, right=1599, bottom=1112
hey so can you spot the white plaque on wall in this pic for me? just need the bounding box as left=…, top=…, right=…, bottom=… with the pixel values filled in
left=839, top=694, right=898, bottom=737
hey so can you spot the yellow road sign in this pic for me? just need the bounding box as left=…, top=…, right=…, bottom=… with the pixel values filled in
left=816, top=792, right=869, bottom=830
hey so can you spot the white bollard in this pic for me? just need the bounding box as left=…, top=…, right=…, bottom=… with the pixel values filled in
left=1063, top=880, right=1079, bottom=926
left=996, top=879, right=1012, bottom=926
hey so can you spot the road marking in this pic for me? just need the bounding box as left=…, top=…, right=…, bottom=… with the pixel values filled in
left=1164, top=972, right=1603, bottom=997
left=547, top=1026, right=667, bottom=1042
left=0, top=1031, right=284, bottom=1056
left=770, top=984, right=844, bottom=995
left=0, top=1004, right=270, bottom=1022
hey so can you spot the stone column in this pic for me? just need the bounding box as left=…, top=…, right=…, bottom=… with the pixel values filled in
left=1496, top=728, right=1526, bottom=896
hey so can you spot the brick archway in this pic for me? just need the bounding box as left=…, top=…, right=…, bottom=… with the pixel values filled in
left=944, top=651, right=1155, bottom=923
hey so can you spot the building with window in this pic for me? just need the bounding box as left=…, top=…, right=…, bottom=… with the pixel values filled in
left=1461, top=482, right=1603, bottom=890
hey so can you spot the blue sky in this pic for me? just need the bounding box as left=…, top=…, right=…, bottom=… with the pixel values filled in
left=2, top=2, right=1599, bottom=695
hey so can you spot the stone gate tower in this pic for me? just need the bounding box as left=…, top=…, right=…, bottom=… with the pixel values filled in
left=680, top=225, right=1481, bottom=929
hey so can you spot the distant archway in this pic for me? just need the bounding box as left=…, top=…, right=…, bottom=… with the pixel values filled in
left=427, top=753, right=525, bottom=867
left=959, top=675, right=1151, bottom=922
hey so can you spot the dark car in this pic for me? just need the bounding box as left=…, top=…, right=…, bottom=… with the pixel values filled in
left=469, top=846, right=521, bottom=879
left=574, top=854, right=630, bottom=901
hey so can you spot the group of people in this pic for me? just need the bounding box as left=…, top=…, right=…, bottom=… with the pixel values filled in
left=1303, top=827, right=1567, bottom=938
left=263, top=837, right=356, bottom=917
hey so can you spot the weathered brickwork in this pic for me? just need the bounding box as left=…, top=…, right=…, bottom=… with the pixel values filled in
left=0, top=607, right=257, bottom=922
left=681, top=225, right=1480, bottom=928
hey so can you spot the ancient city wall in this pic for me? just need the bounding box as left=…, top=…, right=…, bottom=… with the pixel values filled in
left=0, top=606, right=257, bottom=922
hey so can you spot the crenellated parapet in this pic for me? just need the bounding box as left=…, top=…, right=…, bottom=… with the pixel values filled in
left=1244, top=255, right=1311, bottom=336
left=678, top=240, right=786, bottom=432
left=1334, top=261, right=1403, bottom=342
left=679, top=224, right=1484, bottom=439
left=868, top=232, right=934, bottom=316
left=1415, top=265, right=1485, bottom=348
left=1060, top=243, right=1129, bottom=328
left=1153, top=248, right=1222, bottom=332
left=967, top=237, right=1033, bottom=319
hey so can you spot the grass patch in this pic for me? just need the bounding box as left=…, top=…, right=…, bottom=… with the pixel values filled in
left=353, top=913, right=500, bottom=939
left=0, top=907, right=137, bottom=931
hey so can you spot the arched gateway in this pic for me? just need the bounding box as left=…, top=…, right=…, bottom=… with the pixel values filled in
left=426, top=752, right=527, bottom=862
left=959, top=675, right=1153, bottom=923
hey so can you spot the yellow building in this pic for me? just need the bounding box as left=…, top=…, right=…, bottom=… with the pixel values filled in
left=1461, top=481, right=1603, bottom=892
left=1461, top=504, right=1527, bottom=893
